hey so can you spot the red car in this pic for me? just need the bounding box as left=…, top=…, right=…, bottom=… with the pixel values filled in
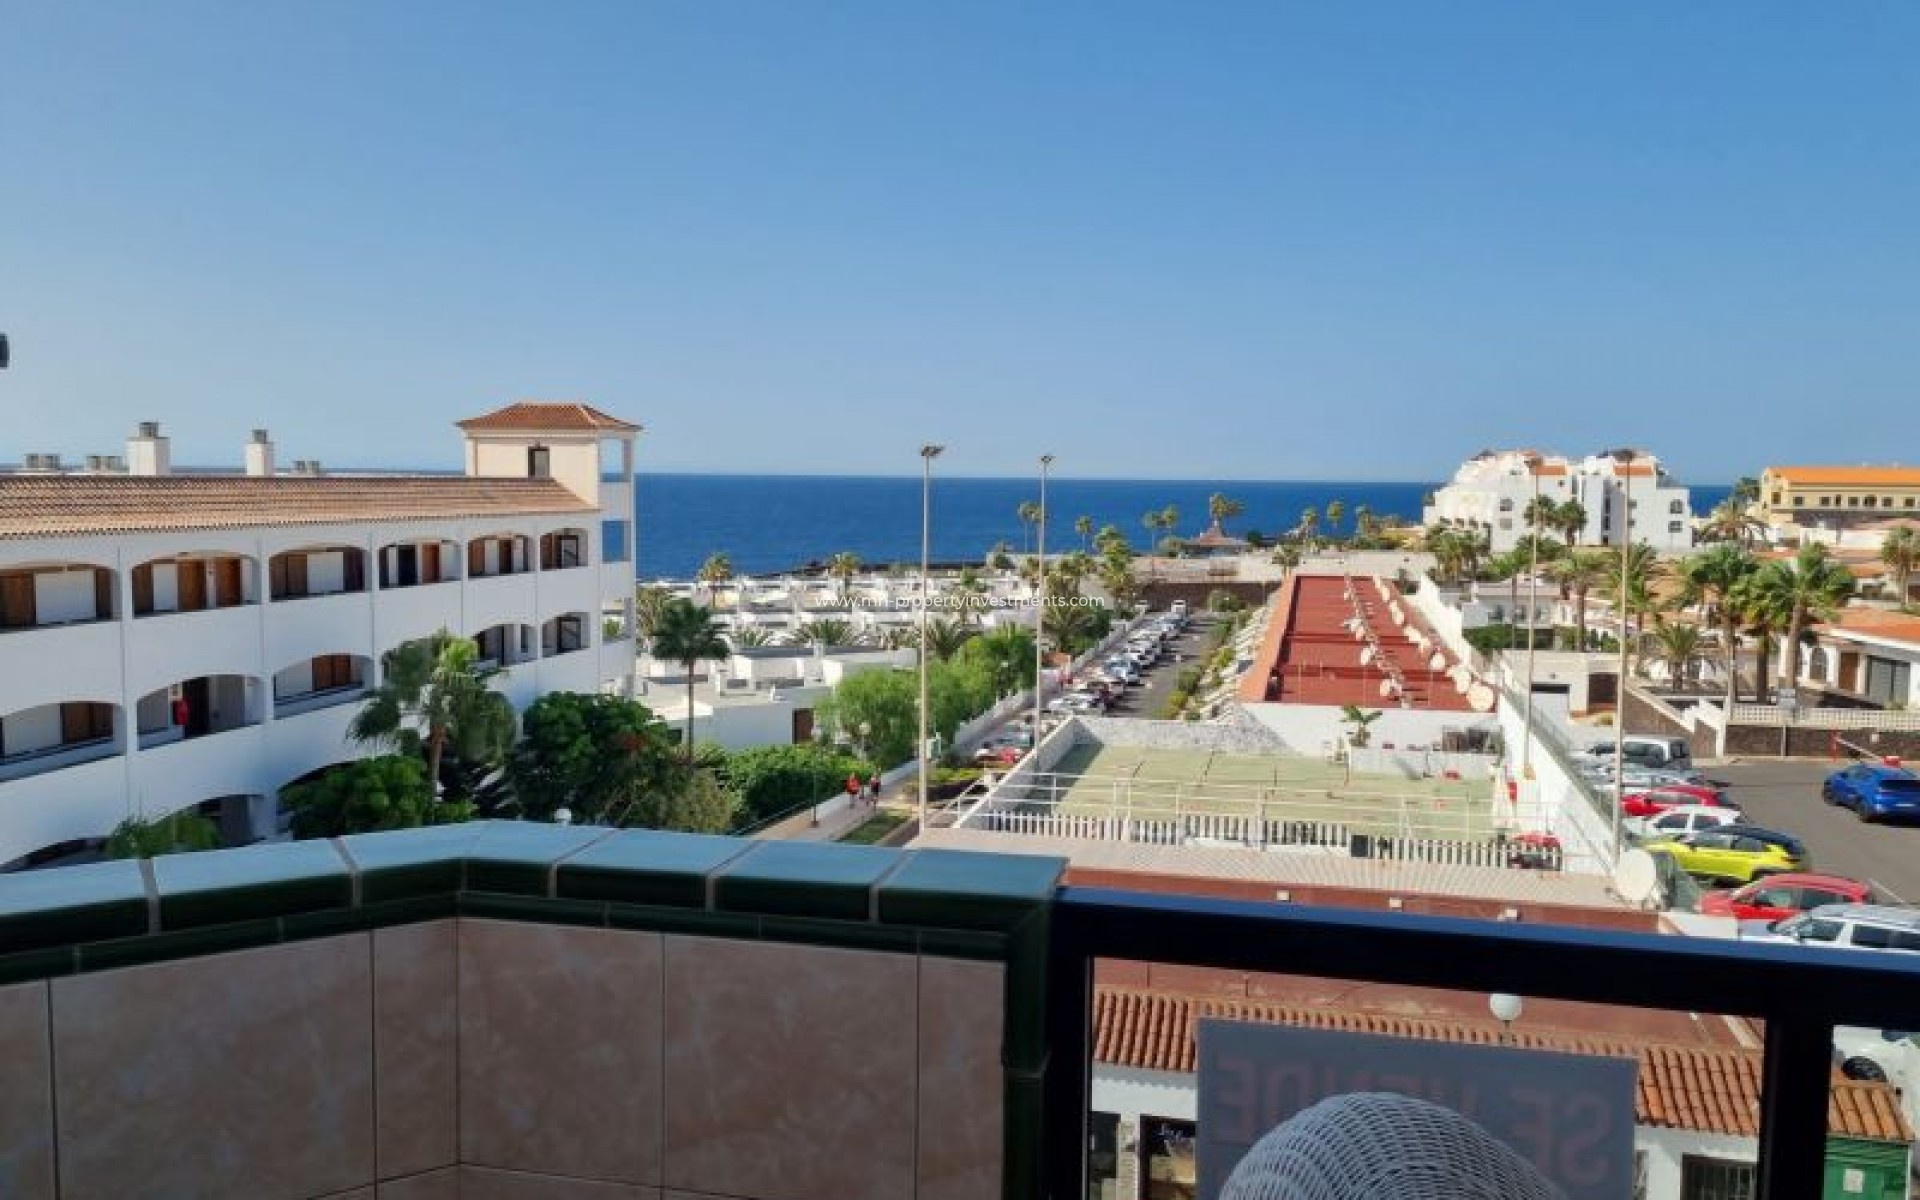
left=1695, top=873, right=1873, bottom=922
left=1621, top=784, right=1730, bottom=819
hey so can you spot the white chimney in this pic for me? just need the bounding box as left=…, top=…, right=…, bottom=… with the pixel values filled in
left=126, top=422, right=171, bottom=476
left=245, top=429, right=275, bottom=477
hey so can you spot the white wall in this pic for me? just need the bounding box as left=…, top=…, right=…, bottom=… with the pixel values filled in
left=34, top=569, right=99, bottom=624
left=1636, top=1127, right=1755, bottom=1200
left=1, top=704, right=63, bottom=756
left=1241, top=702, right=1499, bottom=757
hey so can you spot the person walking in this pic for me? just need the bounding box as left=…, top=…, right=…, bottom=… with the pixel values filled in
left=868, top=770, right=883, bottom=808
left=844, top=773, right=861, bottom=811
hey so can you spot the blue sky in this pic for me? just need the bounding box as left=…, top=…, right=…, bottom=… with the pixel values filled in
left=3, top=2, right=1916, bottom=482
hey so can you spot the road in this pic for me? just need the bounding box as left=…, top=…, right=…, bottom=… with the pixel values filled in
left=1102, top=613, right=1217, bottom=718
left=1711, top=758, right=1920, bottom=904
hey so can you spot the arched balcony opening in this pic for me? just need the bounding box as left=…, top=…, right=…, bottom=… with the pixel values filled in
left=1, top=836, right=108, bottom=874
left=541, top=612, right=590, bottom=658
left=466, top=533, right=531, bottom=580
left=191, top=793, right=275, bottom=848
left=269, top=546, right=368, bottom=602
left=131, top=552, right=255, bottom=616
left=539, top=527, right=590, bottom=572
left=473, top=623, right=536, bottom=669
left=135, top=675, right=261, bottom=749
left=0, top=562, right=115, bottom=631
left=377, top=539, right=459, bottom=590
left=0, top=699, right=120, bottom=782
left=273, top=653, right=373, bottom=718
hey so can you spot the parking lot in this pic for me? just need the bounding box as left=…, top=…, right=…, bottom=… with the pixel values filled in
left=1710, top=758, right=1920, bottom=905
left=1102, top=613, right=1214, bottom=717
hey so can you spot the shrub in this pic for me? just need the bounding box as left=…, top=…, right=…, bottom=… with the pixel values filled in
left=1164, top=689, right=1190, bottom=717
left=719, top=743, right=872, bottom=826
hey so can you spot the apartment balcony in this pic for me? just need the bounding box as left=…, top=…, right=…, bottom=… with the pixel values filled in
left=126, top=602, right=263, bottom=699
left=0, top=826, right=1915, bottom=1200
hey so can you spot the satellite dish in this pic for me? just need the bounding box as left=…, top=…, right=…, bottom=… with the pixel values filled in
left=1615, top=848, right=1661, bottom=908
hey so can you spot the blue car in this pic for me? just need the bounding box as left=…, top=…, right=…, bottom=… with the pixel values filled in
left=1822, top=763, right=1920, bottom=823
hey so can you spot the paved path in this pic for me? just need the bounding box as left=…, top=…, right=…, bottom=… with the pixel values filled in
left=1711, top=758, right=1920, bottom=903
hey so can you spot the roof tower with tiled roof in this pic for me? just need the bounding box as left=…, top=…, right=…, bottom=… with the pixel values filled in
left=456, top=402, right=640, bottom=434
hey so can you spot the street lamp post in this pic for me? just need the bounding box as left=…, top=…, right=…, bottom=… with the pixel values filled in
left=918, top=444, right=943, bottom=835
left=1523, top=466, right=1541, bottom=778
left=1612, top=462, right=1633, bottom=868
left=1035, top=453, right=1054, bottom=749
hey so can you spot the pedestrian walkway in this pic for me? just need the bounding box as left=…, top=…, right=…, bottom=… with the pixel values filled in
left=753, top=789, right=896, bottom=843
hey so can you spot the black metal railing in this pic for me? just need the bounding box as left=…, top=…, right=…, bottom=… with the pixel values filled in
left=1041, top=886, right=1920, bottom=1200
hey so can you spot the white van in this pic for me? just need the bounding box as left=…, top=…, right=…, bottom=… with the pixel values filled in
left=1740, top=904, right=1920, bottom=952
left=1169, top=599, right=1189, bottom=618
left=1578, top=735, right=1694, bottom=772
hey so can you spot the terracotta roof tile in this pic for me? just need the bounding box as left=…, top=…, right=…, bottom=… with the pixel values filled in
left=0, top=475, right=594, bottom=540
left=1769, top=466, right=1920, bottom=487
left=1092, top=987, right=1911, bottom=1142
left=456, top=402, right=640, bottom=433
left=1829, top=609, right=1920, bottom=644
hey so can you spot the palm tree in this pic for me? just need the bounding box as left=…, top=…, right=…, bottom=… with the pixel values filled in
left=1490, top=548, right=1530, bottom=635
left=1297, top=507, right=1320, bottom=546
left=634, top=584, right=673, bottom=643
left=351, top=631, right=517, bottom=793
left=1353, top=504, right=1375, bottom=542
left=728, top=626, right=776, bottom=649
left=948, top=568, right=991, bottom=628
left=1648, top=619, right=1706, bottom=690
left=1548, top=549, right=1615, bottom=651
left=1271, top=542, right=1303, bottom=575
left=791, top=617, right=860, bottom=647
left=1729, top=572, right=1788, bottom=699
left=1075, top=515, right=1093, bottom=553
left=1677, top=544, right=1758, bottom=708
left=1882, top=526, right=1920, bottom=604
left=1522, top=494, right=1558, bottom=540
left=651, top=599, right=732, bottom=762
left=1753, top=544, right=1856, bottom=690
left=921, top=616, right=972, bottom=663
left=1325, top=500, right=1346, bottom=543
left=696, top=552, right=734, bottom=604
left=1209, top=492, right=1246, bottom=534
left=1698, top=497, right=1767, bottom=548
left=1339, top=704, right=1382, bottom=748
left=1553, top=498, right=1587, bottom=547
left=1017, top=501, right=1042, bottom=556
left=826, top=551, right=862, bottom=606
left=1730, top=476, right=1762, bottom=508
left=1159, top=504, right=1180, bottom=546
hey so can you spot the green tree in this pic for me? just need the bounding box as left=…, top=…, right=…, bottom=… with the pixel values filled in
left=714, top=744, right=870, bottom=826
left=1678, top=544, right=1758, bottom=709
left=106, top=810, right=221, bottom=859
left=1099, top=554, right=1142, bottom=612
left=1753, top=543, right=1855, bottom=690
left=1729, top=572, right=1788, bottom=699
left=1272, top=542, right=1302, bottom=575
left=1297, top=507, right=1320, bottom=546
left=1017, top=500, right=1042, bottom=556
left=987, top=541, right=1015, bottom=572
left=696, top=552, right=734, bottom=606
left=1731, top=476, right=1762, bottom=507
left=1093, top=524, right=1131, bottom=559
left=283, top=755, right=462, bottom=838
left=1523, top=494, right=1560, bottom=539
left=1208, top=493, right=1246, bottom=534
left=1075, top=514, right=1094, bottom=553
left=651, top=599, right=732, bottom=762
left=508, top=692, right=690, bottom=825
left=948, top=569, right=992, bottom=628
left=956, top=624, right=1037, bottom=694
left=1043, top=599, right=1111, bottom=656
left=921, top=616, right=974, bottom=663
left=1882, top=526, right=1920, bottom=604
left=634, top=769, right=736, bottom=833
left=350, top=631, right=517, bottom=795
left=792, top=617, right=861, bottom=647
left=1353, top=504, right=1376, bottom=542
left=1554, top=498, right=1588, bottom=547
left=929, top=656, right=997, bottom=744
left=1698, top=497, right=1767, bottom=548
left=1340, top=704, right=1382, bottom=748
left=826, top=551, right=862, bottom=605
left=634, top=584, right=673, bottom=642
left=1549, top=548, right=1615, bottom=654
left=816, top=669, right=919, bottom=767
left=1648, top=619, right=1706, bottom=689
left=728, top=625, right=776, bottom=648
left=1325, top=500, right=1346, bottom=542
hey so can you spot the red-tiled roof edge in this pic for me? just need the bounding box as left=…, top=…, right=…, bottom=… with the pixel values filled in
left=457, top=401, right=641, bottom=433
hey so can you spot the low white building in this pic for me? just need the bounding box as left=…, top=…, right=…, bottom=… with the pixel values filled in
left=0, top=403, right=640, bottom=868
left=1425, top=448, right=1694, bottom=553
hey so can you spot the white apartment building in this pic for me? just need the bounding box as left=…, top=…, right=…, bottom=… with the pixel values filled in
left=0, top=403, right=639, bottom=869
left=1424, top=448, right=1694, bottom=553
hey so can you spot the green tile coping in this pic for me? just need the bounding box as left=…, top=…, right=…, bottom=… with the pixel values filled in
left=151, top=839, right=353, bottom=931
left=0, top=821, right=1069, bottom=976
left=0, top=858, right=152, bottom=953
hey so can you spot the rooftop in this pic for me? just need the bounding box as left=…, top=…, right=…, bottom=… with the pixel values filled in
left=1244, top=573, right=1480, bottom=711
left=1767, top=465, right=1920, bottom=487
left=1091, top=986, right=1911, bottom=1142
left=456, top=401, right=641, bottom=434
left=0, top=474, right=593, bottom=540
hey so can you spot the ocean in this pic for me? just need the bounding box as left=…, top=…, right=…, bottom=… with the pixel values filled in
left=633, top=474, right=1733, bottom=581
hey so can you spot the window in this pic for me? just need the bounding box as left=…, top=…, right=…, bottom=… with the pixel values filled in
left=527, top=445, right=551, bottom=478
left=1865, top=495, right=1879, bottom=508
left=1793, top=496, right=1806, bottom=507
left=1794, top=918, right=1843, bottom=942
left=1771, top=491, right=1782, bottom=506
left=1849, top=496, right=1861, bottom=507
left=1681, top=1155, right=1755, bottom=1200
left=1849, top=925, right=1920, bottom=953
left=1669, top=521, right=1683, bottom=534
left=59, top=702, right=114, bottom=746
left=1670, top=500, right=1684, bottom=514
left=1498, top=498, right=1514, bottom=512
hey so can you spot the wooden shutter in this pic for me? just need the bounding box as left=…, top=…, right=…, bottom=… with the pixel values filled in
left=344, top=549, right=365, bottom=592
left=215, top=557, right=243, bottom=607
left=178, top=561, right=208, bottom=612
left=269, top=555, right=289, bottom=599
left=422, top=542, right=441, bottom=583
left=0, top=573, right=35, bottom=629
left=286, top=554, right=308, bottom=598
left=469, top=540, right=486, bottom=578
left=93, top=568, right=113, bottom=619
left=60, top=702, right=110, bottom=745
left=132, top=564, right=155, bottom=615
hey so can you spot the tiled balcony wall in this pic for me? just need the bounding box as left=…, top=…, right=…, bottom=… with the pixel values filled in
left=0, top=824, right=1064, bottom=1200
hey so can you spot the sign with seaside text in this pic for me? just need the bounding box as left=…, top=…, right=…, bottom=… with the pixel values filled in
left=1196, top=1021, right=1637, bottom=1200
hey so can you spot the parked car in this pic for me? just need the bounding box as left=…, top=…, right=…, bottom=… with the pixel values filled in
left=1822, top=762, right=1920, bottom=823
left=1696, top=873, right=1873, bottom=923
left=1625, top=804, right=1745, bottom=839
left=1642, top=823, right=1810, bottom=884
left=1620, top=785, right=1732, bottom=819
left=1739, top=904, right=1920, bottom=953
left=1576, top=734, right=1695, bottom=772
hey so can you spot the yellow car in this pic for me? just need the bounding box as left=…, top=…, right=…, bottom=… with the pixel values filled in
left=1643, top=823, right=1809, bottom=884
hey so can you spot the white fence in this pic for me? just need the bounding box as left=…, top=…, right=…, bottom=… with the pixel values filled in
left=1729, top=704, right=1920, bottom=732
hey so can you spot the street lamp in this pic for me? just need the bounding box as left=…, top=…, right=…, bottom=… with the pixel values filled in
left=918, top=444, right=944, bottom=835
left=1612, top=461, right=1632, bottom=869
left=1035, top=453, right=1054, bottom=748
